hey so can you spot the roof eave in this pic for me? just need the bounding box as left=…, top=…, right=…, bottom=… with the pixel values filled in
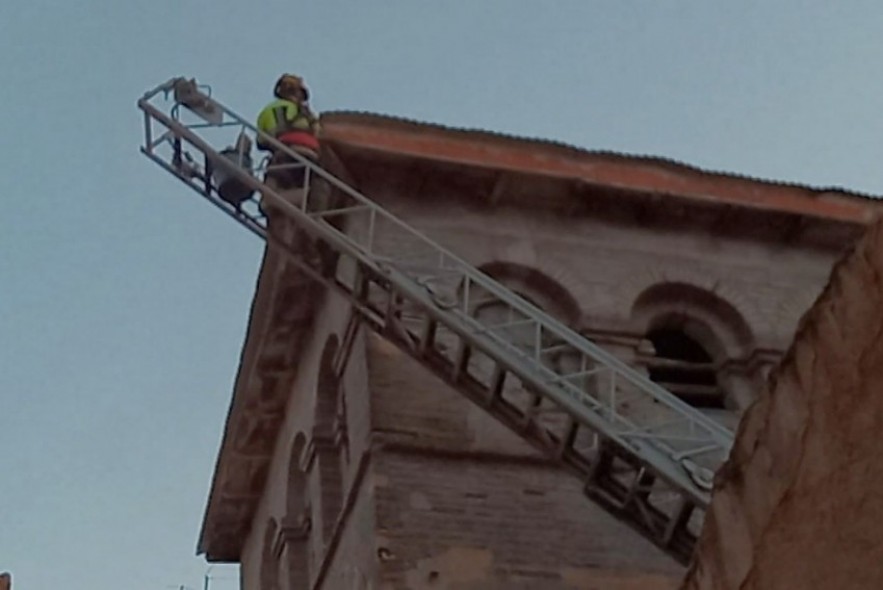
left=319, top=111, right=881, bottom=225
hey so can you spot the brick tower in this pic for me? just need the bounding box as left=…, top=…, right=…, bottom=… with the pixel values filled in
left=196, top=113, right=880, bottom=589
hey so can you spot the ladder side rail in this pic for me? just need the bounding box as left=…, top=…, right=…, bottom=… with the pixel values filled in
left=140, top=81, right=733, bottom=447
left=445, top=261, right=733, bottom=445
left=142, top=95, right=727, bottom=452
left=139, top=87, right=732, bottom=470
left=139, top=79, right=733, bottom=468
left=139, top=114, right=713, bottom=508
left=378, top=268, right=713, bottom=507
left=452, top=307, right=726, bottom=467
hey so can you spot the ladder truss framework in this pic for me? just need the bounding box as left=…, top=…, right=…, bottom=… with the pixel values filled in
left=137, top=78, right=734, bottom=564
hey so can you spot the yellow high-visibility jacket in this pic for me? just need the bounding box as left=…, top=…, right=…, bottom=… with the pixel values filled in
left=256, top=99, right=319, bottom=151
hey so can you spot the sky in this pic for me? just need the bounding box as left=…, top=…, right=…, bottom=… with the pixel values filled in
left=2, top=1, right=883, bottom=589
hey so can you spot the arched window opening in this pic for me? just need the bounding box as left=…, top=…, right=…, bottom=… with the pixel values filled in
left=631, top=282, right=754, bottom=361
left=631, top=282, right=758, bottom=412
left=645, top=328, right=723, bottom=409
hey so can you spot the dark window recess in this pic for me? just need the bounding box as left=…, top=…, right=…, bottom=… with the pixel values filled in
left=645, top=329, right=724, bottom=409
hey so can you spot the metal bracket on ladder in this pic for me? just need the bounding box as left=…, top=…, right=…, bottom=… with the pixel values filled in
left=137, top=77, right=735, bottom=564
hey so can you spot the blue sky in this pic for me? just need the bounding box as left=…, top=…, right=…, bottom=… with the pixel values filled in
left=2, top=1, right=883, bottom=589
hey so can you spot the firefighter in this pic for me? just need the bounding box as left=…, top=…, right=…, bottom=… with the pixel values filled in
left=256, top=74, right=321, bottom=189
left=256, top=74, right=336, bottom=276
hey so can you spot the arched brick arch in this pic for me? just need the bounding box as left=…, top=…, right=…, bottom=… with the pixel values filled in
left=311, top=336, right=345, bottom=547
left=281, top=434, right=310, bottom=590
left=618, top=265, right=759, bottom=331
left=630, top=282, right=755, bottom=361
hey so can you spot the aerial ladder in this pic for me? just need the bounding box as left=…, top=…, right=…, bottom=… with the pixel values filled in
left=137, top=78, right=734, bottom=565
